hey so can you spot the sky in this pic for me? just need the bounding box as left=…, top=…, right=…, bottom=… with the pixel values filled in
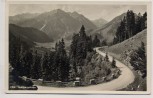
left=9, top=4, right=147, bottom=21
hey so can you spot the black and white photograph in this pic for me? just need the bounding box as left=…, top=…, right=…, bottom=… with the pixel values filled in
left=6, top=1, right=151, bottom=94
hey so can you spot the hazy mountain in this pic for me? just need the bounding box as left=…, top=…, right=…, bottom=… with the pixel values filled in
left=9, top=24, right=53, bottom=43
left=69, top=11, right=97, bottom=29
left=9, top=9, right=96, bottom=41
left=92, top=18, right=108, bottom=27
left=9, top=13, right=40, bottom=24
left=90, top=13, right=126, bottom=44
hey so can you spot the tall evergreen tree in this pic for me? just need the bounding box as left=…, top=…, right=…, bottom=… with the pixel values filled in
left=79, top=25, right=86, bottom=38
left=75, top=25, right=87, bottom=60
left=101, top=40, right=107, bottom=46
left=93, top=35, right=100, bottom=47
left=23, top=50, right=33, bottom=78
left=55, top=42, right=58, bottom=51
left=142, top=12, right=147, bottom=30
left=70, top=33, right=79, bottom=59
left=54, top=39, right=70, bottom=81
left=135, top=13, right=143, bottom=33
left=111, top=58, right=116, bottom=68
left=86, top=35, right=93, bottom=52
left=31, top=50, right=41, bottom=79
left=42, top=52, right=49, bottom=80
left=130, top=42, right=146, bottom=78
left=104, top=53, right=109, bottom=62
left=122, top=16, right=128, bottom=40
left=47, top=52, right=55, bottom=81
left=130, top=10, right=136, bottom=36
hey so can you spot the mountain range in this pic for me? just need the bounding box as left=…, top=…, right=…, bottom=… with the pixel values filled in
left=10, top=9, right=142, bottom=46
left=9, top=9, right=97, bottom=41
left=9, top=13, right=40, bottom=25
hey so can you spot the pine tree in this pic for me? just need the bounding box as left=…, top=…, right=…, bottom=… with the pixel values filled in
left=130, top=42, right=146, bottom=78
left=79, top=25, right=87, bottom=59
left=86, top=35, right=93, bottom=52
left=79, top=25, right=86, bottom=38
left=138, top=42, right=146, bottom=68
left=46, top=52, right=55, bottom=81
left=23, top=50, right=33, bottom=78
left=42, top=52, right=48, bottom=80
left=122, top=16, right=128, bottom=40
left=70, top=33, right=79, bottom=59
left=54, top=39, right=70, bottom=81
left=55, top=42, right=58, bottom=51
left=104, top=53, right=109, bottom=62
left=126, top=10, right=131, bottom=38
left=142, top=12, right=147, bottom=29
left=115, top=24, right=122, bottom=43
left=135, top=13, right=143, bottom=33
left=113, top=37, right=118, bottom=45
left=102, top=40, right=107, bottom=46
left=111, top=58, right=116, bottom=68
left=130, top=10, right=136, bottom=36
left=53, top=49, right=60, bottom=81
left=93, top=35, right=100, bottom=47
left=31, top=50, right=41, bottom=79
left=76, top=25, right=88, bottom=60
left=15, top=40, right=25, bottom=76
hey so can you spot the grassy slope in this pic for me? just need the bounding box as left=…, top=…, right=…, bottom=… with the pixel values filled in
left=101, top=29, right=147, bottom=91
left=105, top=29, right=146, bottom=58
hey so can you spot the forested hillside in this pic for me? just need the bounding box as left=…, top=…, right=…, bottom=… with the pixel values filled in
left=9, top=25, right=119, bottom=87
left=113, top=11, right=147, bottom=44
left=91, top=10, right=147, bottom=45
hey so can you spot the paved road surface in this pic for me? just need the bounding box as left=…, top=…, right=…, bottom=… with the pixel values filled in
left=36, top=47, right=135, bottom=91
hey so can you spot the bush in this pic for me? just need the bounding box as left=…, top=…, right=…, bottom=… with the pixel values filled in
left=25, top=79, right=34, bottom=86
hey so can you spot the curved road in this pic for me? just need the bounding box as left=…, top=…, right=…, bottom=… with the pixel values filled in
left=36, top=47, right=135, bottom=91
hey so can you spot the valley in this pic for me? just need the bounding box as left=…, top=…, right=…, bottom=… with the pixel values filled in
left=35, top=41, right=71, bottom=50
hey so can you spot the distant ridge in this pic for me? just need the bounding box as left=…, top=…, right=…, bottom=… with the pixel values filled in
left=9, top=24, right=53, bottom=43
left=92, top=18, right=108, bottom=28
left=9, top=9, right=96, bottom=41
left=90, top=13, right=126, bottom=44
